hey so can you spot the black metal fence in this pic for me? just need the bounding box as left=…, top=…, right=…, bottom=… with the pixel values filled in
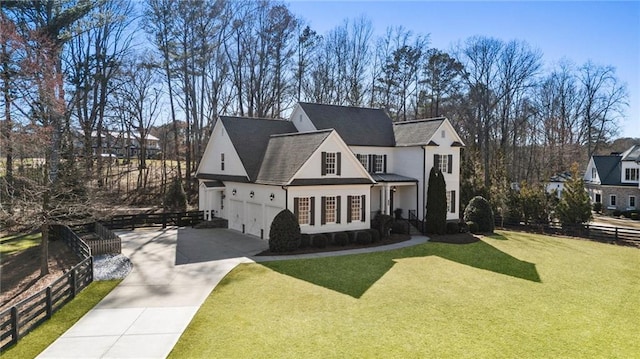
left=103, top=211, right=204, bottom=230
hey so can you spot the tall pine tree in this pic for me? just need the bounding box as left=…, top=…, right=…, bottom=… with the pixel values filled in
left=556, top=163, right=592, bottom=226
left=425, top=167, right=447, bottom=234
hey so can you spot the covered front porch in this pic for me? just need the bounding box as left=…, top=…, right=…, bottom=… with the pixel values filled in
left=370, top=173, right=418, bottom=220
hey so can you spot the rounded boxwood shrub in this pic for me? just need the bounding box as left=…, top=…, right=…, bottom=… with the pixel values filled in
left=368, top=228, right=381, bottom=243
left=458, top=221, right=469, bottom=233
left=446, top=222, right=459, bottom=234
left=347, top=231, right=357, bottom=243
left=312, top=234, right=328, bottom=248
left=391, top=220, right=410, bottom=234
left=299, top=234, right=311, bottom=249
left=466, top=221, right=479, bottom=234
left=333, top=232, right=349, bottom=246
left=269, top=209, right=301, bottom=253
left=371, top=213, right=394, bottom=239
left=593, top=202, right=603, bottom=214
left=463, top=196, right=495, bottom=233
left=356, top=230, right=372, bottom=245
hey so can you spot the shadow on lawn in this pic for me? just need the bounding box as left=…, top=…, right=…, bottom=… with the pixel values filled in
left=260, top=237, right=540, bottom=298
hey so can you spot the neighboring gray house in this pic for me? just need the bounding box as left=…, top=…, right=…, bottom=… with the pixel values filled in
left=584, top=145, right=640, bottom=212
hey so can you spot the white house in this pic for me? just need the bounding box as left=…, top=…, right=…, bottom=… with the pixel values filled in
left=584, top=145, right=640, bottom=211
left=196, top=102, right=465, bottom=239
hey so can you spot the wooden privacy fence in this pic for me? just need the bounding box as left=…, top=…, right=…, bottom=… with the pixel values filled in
left=494, top=218, right=640, bottom=246
left=104, top=211, right=204, bottom=230
left=88, top=222, right=121, bottom=255
left=0, top=257, right=93, bottom=351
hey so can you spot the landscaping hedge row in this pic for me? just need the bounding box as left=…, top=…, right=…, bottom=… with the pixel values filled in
left=299, top=229, right=383, bottom=249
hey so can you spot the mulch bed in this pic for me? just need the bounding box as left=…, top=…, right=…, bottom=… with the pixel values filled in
left=256, top=232, right=481, bottom=256
left=256, top=233, right=412, bottom=256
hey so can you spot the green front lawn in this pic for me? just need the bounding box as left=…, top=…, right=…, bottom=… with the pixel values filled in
left=170, top=231, right=640, bottom=358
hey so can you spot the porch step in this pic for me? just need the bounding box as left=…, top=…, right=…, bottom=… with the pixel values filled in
left=409, top=224, right=423, bottom=236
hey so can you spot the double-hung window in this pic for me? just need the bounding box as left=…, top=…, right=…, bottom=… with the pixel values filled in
left=625, top=168, right=639, bottom=181
left=610, top=195, right=617, bottom=207
left=356, top=154, right=369, bottom=171
left=321, top=152, right=341, bottom=175
left=321, top=196, right=340, bottom=224
left=434, top=154, right=453, bottom=174
left=630, top=196, right=636, bottom=209
left=347, top=195, right=366, bottom=223
left=295, top=197, right=314, bottom=225
left=221, top=153, right=225, bottom=171
left=374, top=155, right=384, bottom=173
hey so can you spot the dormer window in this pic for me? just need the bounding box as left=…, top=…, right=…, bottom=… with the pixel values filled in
left=321, top=152, right=341, bottom=176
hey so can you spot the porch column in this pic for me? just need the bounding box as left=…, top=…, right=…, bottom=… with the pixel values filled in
left=383, top=184, right=390, bottom=215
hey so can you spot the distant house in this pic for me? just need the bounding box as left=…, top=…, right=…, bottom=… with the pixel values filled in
left=75, top=130, right=161, bottom=159
left=584, top=145, right=640, bottom=211
left=547, top=172, right=572, bottom=198
left=196, top=102, right=465, bottom=239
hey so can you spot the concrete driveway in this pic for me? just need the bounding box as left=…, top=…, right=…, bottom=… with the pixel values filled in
left=37, top=227, right=267, bottom=359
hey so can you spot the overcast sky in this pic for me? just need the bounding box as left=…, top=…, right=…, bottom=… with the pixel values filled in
left=288, top=1, right=640, bottom=139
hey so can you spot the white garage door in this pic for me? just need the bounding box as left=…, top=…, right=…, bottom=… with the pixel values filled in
left=229, top=199, right=244, bottom=232
left=246, top=203, right=263, bottom=238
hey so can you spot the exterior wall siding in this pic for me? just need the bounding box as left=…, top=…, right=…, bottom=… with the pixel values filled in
left=586, top=183, right=640, bottom=212
left=198, top=121, right=248, bottom=177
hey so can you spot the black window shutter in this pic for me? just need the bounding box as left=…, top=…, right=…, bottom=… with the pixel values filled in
left=294, top=197, right=300, bottom=222
left=336, top=152, right=341, bottom=175
left=336, top=196, right=341, bottom=223
left=368, top=155, right=373, bottom=173
left=321, top=196, right=326, bottom=225
left=448, top=154, right=453, bottom=174
left=361, top=195, right=366, bottom=222
left=321, top=152, right=327, bottom=175
left=347, top=195, right=353, bottom=223
left=451, top=190, right=456, bottom=213
left=310, top=197, right=315, bottom=225
left=434, top=154, right=439, bottom=170
left=383, top=155, right=387, bottom=173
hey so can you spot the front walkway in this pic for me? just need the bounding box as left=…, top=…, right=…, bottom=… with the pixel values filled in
left=37, top=228, right=428, bottom=358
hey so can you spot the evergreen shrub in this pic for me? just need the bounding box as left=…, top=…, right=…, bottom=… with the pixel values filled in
left=268, top=209, right=301, bottom=253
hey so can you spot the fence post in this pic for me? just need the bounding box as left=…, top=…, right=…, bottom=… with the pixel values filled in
left=163, top=213, right=167, bottom=229
left=10, top=306, right=18, bottom=345
left=615, top=227, right=619, bottom=241
left=46, top=287, right=52, bottom=318
left=71, top=270, right=77, bottom=299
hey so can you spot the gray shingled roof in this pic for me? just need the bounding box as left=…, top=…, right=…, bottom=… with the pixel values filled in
left=220, top=116, right=297, bottom=182
left=299, top=103, right=395, bottom=146
left=393, top=118, right=445, bottom=146
left=371, top=173, right=418, bottom=183
left=256, top=130, right=333, bottom=185
left=593, top=155, right=622, bottom=185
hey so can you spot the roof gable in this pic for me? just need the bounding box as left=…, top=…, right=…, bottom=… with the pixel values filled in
left=297, top=102, right=395, bottom=146
left=593, top=155, right=622, bottom=185
left=256, top=130, right=332, bottom=185
left=220, top=116, right=297, bottom=181
left=621, top=144, right=640, bottom=162
left=393, top=118, right=445, bottom=146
